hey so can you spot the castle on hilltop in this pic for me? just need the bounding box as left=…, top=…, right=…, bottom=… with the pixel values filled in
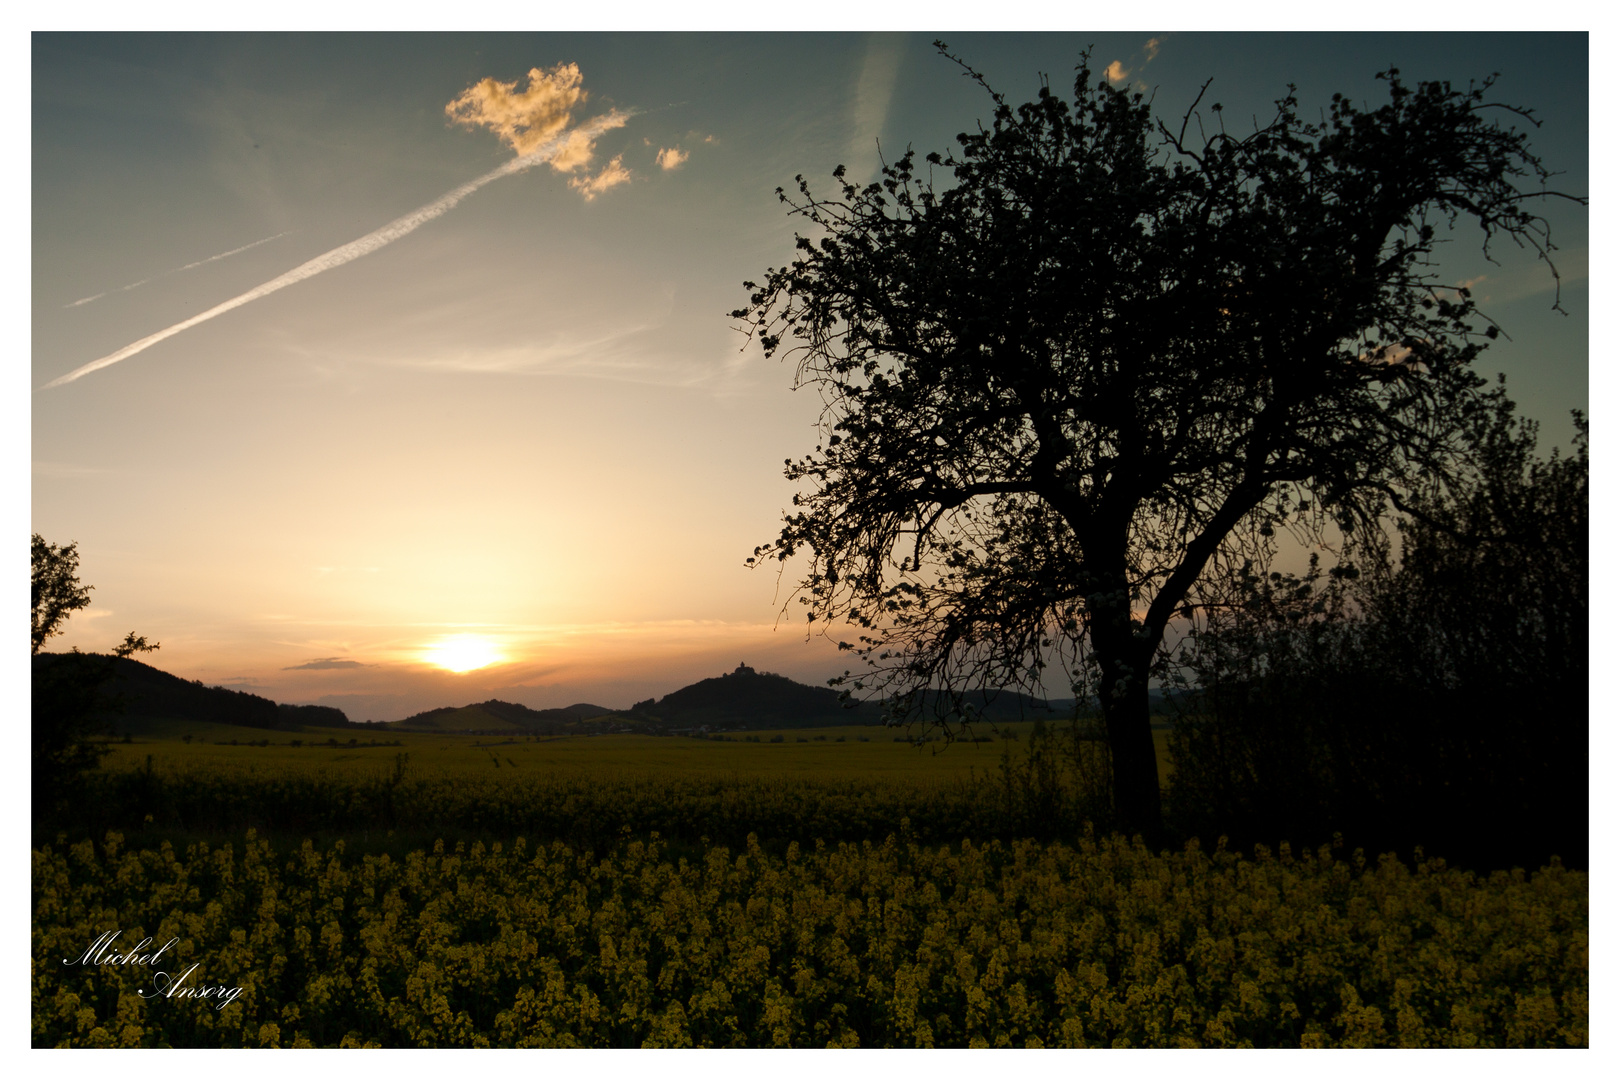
left=728, top=662, right=756, bottom=677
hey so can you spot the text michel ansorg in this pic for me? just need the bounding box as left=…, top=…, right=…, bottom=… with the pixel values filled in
left=64, top=930, right=244, bottom=1010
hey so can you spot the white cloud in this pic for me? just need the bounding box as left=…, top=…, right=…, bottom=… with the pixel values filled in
left=447, top=63, right=630, bottom=182
left=568, top=154, right=631, bottom=200
left=444, top=63, right=587, bottom=157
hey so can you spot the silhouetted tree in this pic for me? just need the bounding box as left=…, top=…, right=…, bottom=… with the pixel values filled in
left=31, top=536, right=159, bottom=810
left=32, top=534, right=92, bottom=655
left=735, top=44, right=1583, bottom=834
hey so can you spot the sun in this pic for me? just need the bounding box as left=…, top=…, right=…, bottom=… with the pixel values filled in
left=422, top=634, right=505, bottom=673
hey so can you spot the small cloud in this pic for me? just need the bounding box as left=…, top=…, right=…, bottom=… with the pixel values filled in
left=548, top=127, right=605, bottom=173
left=1358, top=342, right=1422, bottom=371
left=445, top=63, right=587, bottom=157
left=1104, top=60, right=1130, bottom=83
left=1144, top=37, right=1162, bottom=62
left=656, top=146, right=688, bottom=170
left=569, top=155, right=631, bottom=200
left=446, top=64, right=633, bottom=195
left=284, top=657, right=370, bottom=671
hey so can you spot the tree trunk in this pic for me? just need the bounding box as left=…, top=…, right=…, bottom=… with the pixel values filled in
left=1092, top=592, right=1163, bottom=838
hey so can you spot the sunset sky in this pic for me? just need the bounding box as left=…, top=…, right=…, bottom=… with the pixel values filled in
left=30, top=32, right=1588, bottom=723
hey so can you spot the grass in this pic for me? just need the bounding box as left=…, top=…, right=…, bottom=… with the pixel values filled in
left=98, top=716, right=1173, bottom=785
left=58, top=717, right=1177, bottom=861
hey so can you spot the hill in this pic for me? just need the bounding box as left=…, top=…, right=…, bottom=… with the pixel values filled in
left=640, top=662, right=1104, bottom=729
left=34, top=653, right=1153, bottom=738
left=630, top=663, right=875, bottom=730
left=389, top=700, right=616, bottom=734
left=31, top=654, right=357, bottom=731
left=382, top=666, right=884, bottom=735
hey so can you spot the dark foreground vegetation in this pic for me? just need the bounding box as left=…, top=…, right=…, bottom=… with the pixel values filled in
left=34, top=827, right=1585, bottom=1048
left=1165, top=409, right=1588, bottom=875
left=32, top=731, right=1588, bottom=1048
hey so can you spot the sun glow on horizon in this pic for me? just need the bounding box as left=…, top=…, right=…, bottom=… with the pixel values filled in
left=422, top=634, right=506, bottom=673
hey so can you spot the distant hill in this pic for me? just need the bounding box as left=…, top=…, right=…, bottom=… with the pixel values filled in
left=389, top=700, right=615, bottom=734
left=33, top=652, right=1166, bottom=738
left=30, top=653, right=357, bottom=731
left=624, top=663, right=1103, bottom=731
left=632, top=663, right=881, bottom=730
left=382, top=665, right=885, bottom=735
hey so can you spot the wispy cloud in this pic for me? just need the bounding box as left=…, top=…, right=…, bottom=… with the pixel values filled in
left=1132, top=36, right=1166, bottom=91
left=1430, top=251, right=1586, bottom=306
left=32, top=460, right=108, bottom=478
left=42, top=66, right=633, bottom=391
left=850, top=34, right=904, bottom=180
left=656, top=146, right=688, bottom=170
left=568, top=154, right=631, bottom=200
left=381, top=321, right=663, bottom=375
left=284, top=657, right=370, bottom=670
left=63, top=231, right=290, bottom=309
left=1104, top=60, right=1130, bottom=83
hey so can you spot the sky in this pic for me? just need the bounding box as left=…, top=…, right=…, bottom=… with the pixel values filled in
left=29, top=32, right=1589, bottom=723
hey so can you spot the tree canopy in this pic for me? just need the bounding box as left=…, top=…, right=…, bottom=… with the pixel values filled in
left=734, top=45, right=1582, bottom=834
left=31, top=536, right=159, bottom=809
left=32, top=534, right=92, bottom=655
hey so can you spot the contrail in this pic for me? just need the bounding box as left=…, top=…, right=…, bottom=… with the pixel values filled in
left=43, top=112, right=627, bottom=390
left=62, top=232, right=291, bottom=309
left=63, top=289, right=117, bottom=308
left=176, top=231, right=291, bottom=272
